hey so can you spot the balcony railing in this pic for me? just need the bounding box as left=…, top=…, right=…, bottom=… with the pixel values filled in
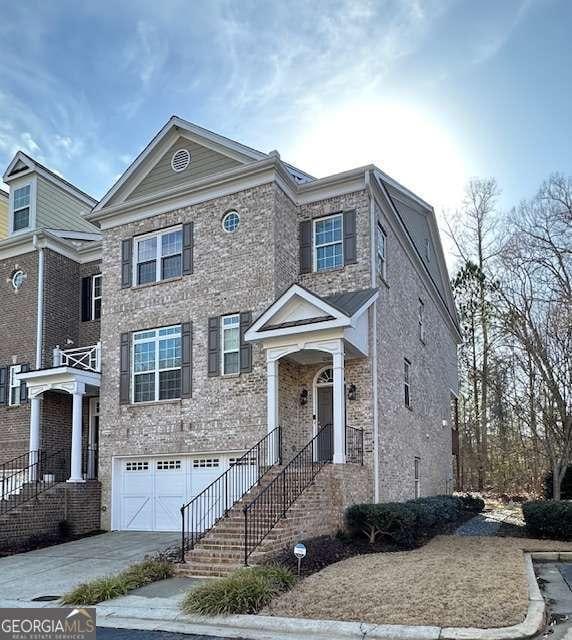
left=53, top=342, right=101, bottom=372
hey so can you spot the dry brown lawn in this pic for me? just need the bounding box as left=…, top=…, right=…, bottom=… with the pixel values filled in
left=266, top=535, right=572, bottom=628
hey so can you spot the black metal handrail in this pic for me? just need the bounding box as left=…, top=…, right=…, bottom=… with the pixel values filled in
left=180, top=427, right=281, bottom=561
left=242, top=423, right=333, bottom=565
left=0, top=448, right=70, bottom=515
left=346, top=425, right=364, bottom=465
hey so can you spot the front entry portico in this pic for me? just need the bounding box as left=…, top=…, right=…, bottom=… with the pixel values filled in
left=245, top=284, right=378, bottom=465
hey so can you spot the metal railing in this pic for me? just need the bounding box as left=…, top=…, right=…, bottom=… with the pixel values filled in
left=53, top=342, right=101, bottom=372
left=180, top=427, right=281, bottom=561
left=0, top=448, right=70, bottom=515
left=242, top=423, right=333, bottom=565
left=346, top=425, right=364, bottom=465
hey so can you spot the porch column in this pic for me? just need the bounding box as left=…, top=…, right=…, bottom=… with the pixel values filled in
left=267, top=357, right=279, bottom=463
left=29, top=396, right=41, bottom=481
left=332, top=345, right=346, bottom=464
left=68, top=383, right=85, bottom=483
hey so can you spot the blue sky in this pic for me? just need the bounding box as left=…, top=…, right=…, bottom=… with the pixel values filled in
left=0, top=0, right=570, bottom=218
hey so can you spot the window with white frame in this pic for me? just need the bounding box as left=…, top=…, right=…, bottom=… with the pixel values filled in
left=9, top=364, right=22, bottom=406
left=134, top=227, right=182, bottom=285
left=92, top=274, right=102, bottom=320
left=221, top=314, right=240, bottom=375
left=13, top=185, right=31, bottom=232
left=132, top=326, right=182, bottom=402
left=376, top=223, right=387, bottom=280
left=314, top=214, right=343, bottom=272
left=414, top=457, right=421, bottom=498
left=418, top=298, right=425, bottom=343
left=404, top=358, right=411, bottom=408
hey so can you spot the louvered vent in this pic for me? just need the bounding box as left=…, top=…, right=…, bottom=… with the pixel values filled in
left=171, top=148, right=191, bottom=172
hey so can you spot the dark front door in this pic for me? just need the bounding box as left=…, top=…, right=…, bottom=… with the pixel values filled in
left=316, top=386, right=333, bottom=461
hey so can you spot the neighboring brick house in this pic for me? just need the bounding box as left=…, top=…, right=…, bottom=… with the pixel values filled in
left=0, top=153, right=102, bottom=494
left=2, top=117, right=460, bottom=568
left=0, top=189, right=8, bottom=239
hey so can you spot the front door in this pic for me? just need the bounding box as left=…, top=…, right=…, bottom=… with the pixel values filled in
left=316, top=386, right=333, bottom=461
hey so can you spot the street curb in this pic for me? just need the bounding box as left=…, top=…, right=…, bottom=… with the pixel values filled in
left=95, top=552, right=548, bottom=640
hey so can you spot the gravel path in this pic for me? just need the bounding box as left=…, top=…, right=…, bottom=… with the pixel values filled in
left=455, top=512, right=503, bottom=536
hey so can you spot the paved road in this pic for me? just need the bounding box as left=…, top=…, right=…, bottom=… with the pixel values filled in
left=97, top=628, right=238, bottom=640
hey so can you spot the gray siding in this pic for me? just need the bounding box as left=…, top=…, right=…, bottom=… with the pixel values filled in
left=36, top=177, right=97, bottom=233
left=127, top=137, right=243, bottom=202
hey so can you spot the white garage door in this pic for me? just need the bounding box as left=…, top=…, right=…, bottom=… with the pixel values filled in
left=116, top=455, right=229, bottom=532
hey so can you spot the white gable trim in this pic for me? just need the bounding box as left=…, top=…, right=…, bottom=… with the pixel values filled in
left=93, top=116, right=268, bottom=213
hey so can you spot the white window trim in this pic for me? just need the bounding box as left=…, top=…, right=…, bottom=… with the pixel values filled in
left=131, top=325, right=182, bottom=403
left=404, top=358, right=411, bottom=408
left=221, top=313, right=240, bottom=375
left=377, top=222, right=387, bottom=280
left=313, top=213, right=344, bottom=273
left=92, top=274, right=102, bottom=320
left=8, top=177, right=37, bottom=237
left=132, top=225, right=183, bottom=286
left=8, top=364, right=22, bottom=407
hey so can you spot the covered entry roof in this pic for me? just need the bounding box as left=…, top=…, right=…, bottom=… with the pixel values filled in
left=245, top=284, right=378, bottom=342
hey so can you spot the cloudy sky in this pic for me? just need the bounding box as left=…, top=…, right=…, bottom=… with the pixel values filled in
left=0, top=0, right=570, bottom=221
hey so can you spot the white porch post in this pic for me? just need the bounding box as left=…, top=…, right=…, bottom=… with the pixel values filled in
left=29, top=396, right=41, bottom=481
left=68, top=383, right=85, bottom=483
left=267, top=356, right=280, bottom=464
left=332, top=344, right=346, bottom=464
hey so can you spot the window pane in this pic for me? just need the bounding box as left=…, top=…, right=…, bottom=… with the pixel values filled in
left=134, top=342, right=155, bottom=373
left=93, top=275, right=102, bottom=298
left=159, top=337, right=181, bottom=369
left=93, top=298, right=102, bottom=320
left=14, top=185, right=30, bottom=209
left=315, top=216, right=342, bottom=245
left=161, top=254, right=181, bottom=280
left=223, top=352, right=239, bottom=375
left=138, top=237, right=157, bottom=262
left=134, top=373, right=155, bottom=402
left=137, top=260, right=156, bottom=285
left=134, top=330, right=156, bottom=341
left=316, top=243, right=343, bottom=271
left=161, top=230, right=182, bottom=256
left=13, top=208, right=30, bottom=231
left=159, top=326, right=180, bottom=337
left=159, top=369, right=181, bottom=399
left=223, top=326, right=239, bottom=352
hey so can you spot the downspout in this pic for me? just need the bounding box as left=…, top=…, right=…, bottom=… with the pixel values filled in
left=33, top=234, right=44, bottom=369
left=365, top=170, right=380, bottom=502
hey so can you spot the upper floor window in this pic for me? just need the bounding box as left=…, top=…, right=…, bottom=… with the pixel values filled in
left=221, top=314, right=240, bottom=375
left=92, top=274, right=102, bottom=320
left=314, top=214, right=343, bottom=272
left=81, top=273, right=102, bottom=322
left=9, top=365, right=22, bottom=406
left=404, top=358, right=411, bottom=408
left=222, top=210, right=240, bottom=233
left=13, top=185, right=31, bottom=232
left=132, top=325, right=182, bottom=402
left=376, top=223, right=387, bottom=280
left=418, top=298, right=425, bottom=343
left=134, top=227, right=182, bottom=286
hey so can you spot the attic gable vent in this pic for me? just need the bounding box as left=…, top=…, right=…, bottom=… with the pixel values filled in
left=171, top=148, right=191, bottom=172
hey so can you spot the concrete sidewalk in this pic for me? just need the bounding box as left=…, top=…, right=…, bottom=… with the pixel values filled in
left=0, top=531, right=178, bottom=601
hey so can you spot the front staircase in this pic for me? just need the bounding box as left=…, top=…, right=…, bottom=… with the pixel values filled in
left=179, top=424, right=366, bottom=577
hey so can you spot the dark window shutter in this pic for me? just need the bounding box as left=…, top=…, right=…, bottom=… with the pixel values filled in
left=182, top=222, right=194, bottom=276
left=121, top=239, right=133, bottom=288
left=0, top=367, right=7, bottom=405
left=207, top=317, right=220, bottom=377
left=343, top=210, right=357, bottom=265
left=81, top=276, right=92, bottom=322
left=19, top=363, right=29, bottom=403
left=120, top=332, right=131, bottom=404
left=299, top=220, right=312, bottom=274
left=240, top=311, right=253, bottom=373
left=181, top=322, right=192, bottom=398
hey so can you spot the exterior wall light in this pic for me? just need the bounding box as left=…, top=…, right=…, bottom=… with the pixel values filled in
left=300, top=388, right=308, bottom=405
left=347, top=384, right=357, bottom=401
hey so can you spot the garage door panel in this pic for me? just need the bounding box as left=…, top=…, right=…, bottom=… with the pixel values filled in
left=121, top=496, right=153, bottom=531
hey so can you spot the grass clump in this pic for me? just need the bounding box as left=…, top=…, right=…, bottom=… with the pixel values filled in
left=181, top=565, right=296, bottom=616
left=61, top=559, right=173, bottom=605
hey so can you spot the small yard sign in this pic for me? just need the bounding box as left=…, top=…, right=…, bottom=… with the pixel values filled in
left=293, top=543, right=307, bottom=576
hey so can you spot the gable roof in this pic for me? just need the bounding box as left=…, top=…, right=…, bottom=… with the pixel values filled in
left=2, top=151, right=97, bottom=207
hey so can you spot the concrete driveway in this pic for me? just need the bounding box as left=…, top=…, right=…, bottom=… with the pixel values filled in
left=0, top=531, right=179, bottom=603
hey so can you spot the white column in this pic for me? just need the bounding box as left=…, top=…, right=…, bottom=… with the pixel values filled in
left=267, top=357, right=279, bottom=464
left=29, top=396, right=41, bottom=481
left=333, top=345, right=346, bottom=464
left=68, top=384, right=85, bottom=483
